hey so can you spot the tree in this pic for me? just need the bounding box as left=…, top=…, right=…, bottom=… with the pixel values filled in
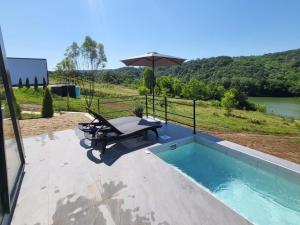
left=206, top=83, right=225, bottom=100
left=138, top=86, right=149, bottom=95
left=143, top=68, right=154, bottom=93
left=56, top=57, right=76, bottom=110
left=229, top=88, right=256, bottom=111
left=25, top=77, right=30, bottom=88
left=181, top=78, right=207, bottom=100
left=60, top=36, right=107, bottom=109
left=172, top=78, right=182, bottom=97
left=65, top=42, right=80, bottom=70
left=18, top=78, right=23, bottom=88
left=156, top=76, right=174, bottom=96
left=43, top=77, right=47, bottom=89
left=34, top=76, right=38, bottom=91
left=41, top=87, right=54, bottom=118
left=221, top=89, right=238, bottom=116
left=80, top=36, right=107, bottom=108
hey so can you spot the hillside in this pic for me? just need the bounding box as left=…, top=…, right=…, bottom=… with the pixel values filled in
left=98, top=49, right=300, bottom=97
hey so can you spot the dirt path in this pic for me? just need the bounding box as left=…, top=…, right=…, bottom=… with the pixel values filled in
left=18, top=114, right=300, bottom=165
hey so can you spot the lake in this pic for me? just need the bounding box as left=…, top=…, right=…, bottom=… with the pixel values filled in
left=249, top=97, right=300, bottom=119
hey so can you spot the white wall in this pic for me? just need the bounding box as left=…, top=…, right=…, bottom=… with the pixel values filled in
left=7, top=58, right=48, bottom=85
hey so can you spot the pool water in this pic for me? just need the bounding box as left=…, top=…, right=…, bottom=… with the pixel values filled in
left=157, top=142, right=300, bottom=225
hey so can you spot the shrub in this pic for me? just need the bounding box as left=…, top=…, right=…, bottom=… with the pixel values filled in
left=229, top=88, right=256, bottom=111
left=209, top=100, right=221, bottom=107
left=181, top=78, right=207, bottom=100
left=18, top=78, right=23, bottom=88
left=248, top=118, right=265, bottom=125
left=255, top=104, right=267, bottom=113
left=138, top=86, right=149, bottom=95
left=221, top=89, right=238, bottom=116
left=206, top=84, right=225, bottom=100
left=41, top=87, right=54, bottom=118
left=132, top=102, right=144, bottom=118
left=25, top=77, right=30, bottom=88
left=159, top=99, right=166, bottom=108
left=12, top=91, right=22, bottom=119
left=33, top=77, right=39, bottom=91
left=43, top=77, right=47, bottom=89
left=212, top=112, right=219, bottom=116
left=34, top=76, right=38, bottom=91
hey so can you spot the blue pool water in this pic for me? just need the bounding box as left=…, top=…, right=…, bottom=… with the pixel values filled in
left=156, top=142, right=300, bottom=225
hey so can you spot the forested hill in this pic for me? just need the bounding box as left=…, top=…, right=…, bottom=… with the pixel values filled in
left=99, top=49, right=300, bottom=97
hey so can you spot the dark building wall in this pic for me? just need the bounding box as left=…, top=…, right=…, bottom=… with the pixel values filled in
left=7, top=57, right=48, bottom=86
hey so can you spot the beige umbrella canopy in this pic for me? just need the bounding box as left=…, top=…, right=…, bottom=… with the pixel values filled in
left=121, top=52, right=186, bottom=117
left=121, top=52, right=186, bottom=67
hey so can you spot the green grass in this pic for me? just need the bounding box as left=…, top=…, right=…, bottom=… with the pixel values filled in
left=289, top=138, right=300, bottom=145
left=149, top=97, right=300, bottom=135
left=13, top=85, right=300, bottom=136
left=21, top=113, right=42, bottom=120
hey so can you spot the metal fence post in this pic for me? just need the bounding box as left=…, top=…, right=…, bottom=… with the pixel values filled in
left=164, top=96, right=168, bottom=124
left=145, top=95, right=148, bottom=117
left=193, top=99, right=196, bottom=134
left=152, top=94, right=155, bottom=118
left=97, top=98, right=100, bottom=113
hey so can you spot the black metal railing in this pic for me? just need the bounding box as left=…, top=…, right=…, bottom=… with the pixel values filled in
left=97, top=95, right=196, bottom=134
left=145, top=95, right=196, bottom=134
left=96, top=95, right=145, bottom=119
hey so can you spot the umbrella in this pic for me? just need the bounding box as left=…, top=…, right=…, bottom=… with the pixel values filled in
left=121, top=52, right=186, bottom=117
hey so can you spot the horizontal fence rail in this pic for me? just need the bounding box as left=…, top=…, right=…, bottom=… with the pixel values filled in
left=145, top=95, right=196, bottom=134
left=96, top=95, right=145, bottom=119
left=97, top=94, right=196, bottom=134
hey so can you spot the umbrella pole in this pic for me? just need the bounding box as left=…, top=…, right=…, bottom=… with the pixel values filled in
left=152, top=58, right=155, bottom=119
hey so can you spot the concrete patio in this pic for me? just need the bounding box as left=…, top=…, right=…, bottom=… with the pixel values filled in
left=11, top=122, right=251, bottom=225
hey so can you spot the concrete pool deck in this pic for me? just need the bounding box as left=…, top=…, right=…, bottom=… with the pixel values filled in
left=11, top=122, right=252, bottom=225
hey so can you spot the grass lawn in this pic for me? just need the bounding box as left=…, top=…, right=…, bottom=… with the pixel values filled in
left=13, top=85, right=300, bottom=136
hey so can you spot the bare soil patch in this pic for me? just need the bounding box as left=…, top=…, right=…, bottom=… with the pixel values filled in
left=19, top=112, right=89, bottom=137
left=21, top=103, right=42, bottom=111
left=207, top=131, right=300, bottom=164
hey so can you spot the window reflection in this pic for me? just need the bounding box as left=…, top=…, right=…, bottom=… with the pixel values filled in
left=0, top=66, right=21, bottom=196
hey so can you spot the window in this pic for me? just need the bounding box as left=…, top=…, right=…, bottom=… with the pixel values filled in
left=0, top=27, right=25, bottom=225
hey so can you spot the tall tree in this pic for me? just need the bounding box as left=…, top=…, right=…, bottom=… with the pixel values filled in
left=34, top=76, right=38, bottom=91
left=43, top=77, right=47, bottom=89
left=59, top=36, right=107, bottom=109
left=143, top=67, right=154, bottom=94
left=56, top=57, right=75, bottom=110
left=18, top=78, right=23, bottom=88
left=41, top=87, right=54, bottom=118
left=25, top=77, right=30, bottom=89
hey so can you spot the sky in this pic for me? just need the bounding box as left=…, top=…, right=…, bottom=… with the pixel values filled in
left=1, top=0, right=300, bottom=70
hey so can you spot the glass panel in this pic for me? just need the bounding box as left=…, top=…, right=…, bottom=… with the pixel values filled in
left=0, top=190, right=2, bottom=223
left=0, top=63, right=21, bottom=196
left=0, top=74, right=6, bottom=223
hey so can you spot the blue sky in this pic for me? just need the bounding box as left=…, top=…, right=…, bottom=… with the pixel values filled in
left=1, top=0, right=300, bottom=70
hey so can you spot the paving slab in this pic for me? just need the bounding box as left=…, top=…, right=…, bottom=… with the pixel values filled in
left=11, top=122, right=252, bottom=225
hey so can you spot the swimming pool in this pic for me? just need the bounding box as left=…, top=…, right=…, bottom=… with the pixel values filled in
left=152, top=137, right=300, bottom=225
